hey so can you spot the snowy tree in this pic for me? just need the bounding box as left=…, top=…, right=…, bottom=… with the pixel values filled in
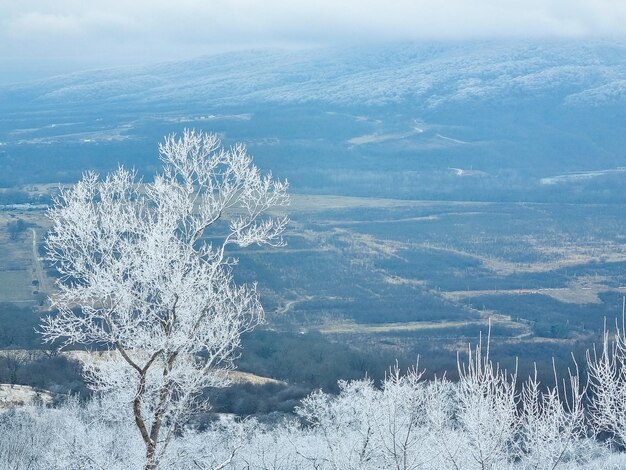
left=587, top=309, right=626, bottom=447
left=0, top=349, right=621, bottom=469
left=516, top=363, right=588, bottom=470
left=372, top=363, right=439, bottom=470
left=40, top=130, right=289, bottom=470
left=297, top=379, right=381, bottom=469
left=454, top=334, right=518, bottom=470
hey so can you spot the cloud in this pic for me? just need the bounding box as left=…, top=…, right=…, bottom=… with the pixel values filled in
left=7, top=12, right=82, bottom=37
left=6, top=11, right=133, bottom=39
left=1, top=0, right=626, bottom=82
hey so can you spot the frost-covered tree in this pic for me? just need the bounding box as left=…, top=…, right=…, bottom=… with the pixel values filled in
left=454, top=335, right=518, bottom=470
left=516, top=363, right=588, bottom=470
left=289, top=351, right=598, bottom=470
left=41, top=130, right=289, bottom=470
left=587, top=308, right=626, bottom=447
left=297, top=378, right=381, bottom=469
left=0, top=348, right=620, bottom=470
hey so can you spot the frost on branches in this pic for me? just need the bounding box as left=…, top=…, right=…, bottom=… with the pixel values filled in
left=40, top=130, right=289, bottom=469
left=1, top=341, right=618, bottom=470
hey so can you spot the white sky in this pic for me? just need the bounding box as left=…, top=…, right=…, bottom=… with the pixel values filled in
left=2, top=0, right=626, bottom=83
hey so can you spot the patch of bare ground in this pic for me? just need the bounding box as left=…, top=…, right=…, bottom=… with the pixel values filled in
left=0, top=384, right=52, bottom=408
left=334, top=229, right=409, bottom=260
left=284, top=194, right=419, bottom=213
left=316, top=315, right=527, bottom=336
left=442, top=276, right=626, bottom=305
left=63, top=350, right=283, bottom=386
left=274, top=295, right=314, bottom=316
left=226, top=371, right=285, bottom=386
left=419, top=242, right=626, bottom=276
left=383, top=275, right=427, bottom=287
left=282, top=194, right=487, bottom=214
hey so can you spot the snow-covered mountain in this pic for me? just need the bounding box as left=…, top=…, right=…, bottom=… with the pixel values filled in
left=4, top=41, right=626, bottom=109
left=1, top=41, right=625, bottom=201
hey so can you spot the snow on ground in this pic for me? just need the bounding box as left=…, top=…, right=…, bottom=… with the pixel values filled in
left=0, top=384, right=52, bottom=408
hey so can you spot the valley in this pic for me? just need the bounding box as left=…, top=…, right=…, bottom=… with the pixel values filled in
left=1, top=189, right=624, bottom=389
left=1, top=40, right=626, bottom=411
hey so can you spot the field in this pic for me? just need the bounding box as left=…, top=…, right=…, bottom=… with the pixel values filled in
left=237, top=195, right=626, bottom=379
left=0, top=205, right=50, bottom=308
left=1, top=190, right=626, bottom=385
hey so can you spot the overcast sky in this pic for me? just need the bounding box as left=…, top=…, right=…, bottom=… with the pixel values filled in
left=2, top=0, right=626, bottom=84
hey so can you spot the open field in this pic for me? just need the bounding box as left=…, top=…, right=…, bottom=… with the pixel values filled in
left=283, top=194, right=453, bottom=213
left=0, top=384, right=52, bottom=408
left=442, top=279, right=626, bottom=305
left=0, top=270, right=34, bottom=304
left=61, top=350, right=285, bottom=387
left=1, top=191, right=625, bottom=383
left=0, top=204, right=51, bottom=310
left=316, top=318, right=529, bottom=336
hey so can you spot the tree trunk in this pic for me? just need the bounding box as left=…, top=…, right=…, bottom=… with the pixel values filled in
left=142, top=357, right=176, bottom=470
left=144, top=444, right=158, bottom=470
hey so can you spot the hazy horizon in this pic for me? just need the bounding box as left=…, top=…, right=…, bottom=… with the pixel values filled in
left=3, top=0, right=626, bottom=84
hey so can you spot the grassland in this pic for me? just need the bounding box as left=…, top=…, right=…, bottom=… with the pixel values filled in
left=0, top=206, right=51, bottom=308
left=1, top=190, right=625, bottom=382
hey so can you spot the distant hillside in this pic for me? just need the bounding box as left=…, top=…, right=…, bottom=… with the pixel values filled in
left=1, top=41, right=625, bottom=201
left=4, top=41, right=626, bottom=109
